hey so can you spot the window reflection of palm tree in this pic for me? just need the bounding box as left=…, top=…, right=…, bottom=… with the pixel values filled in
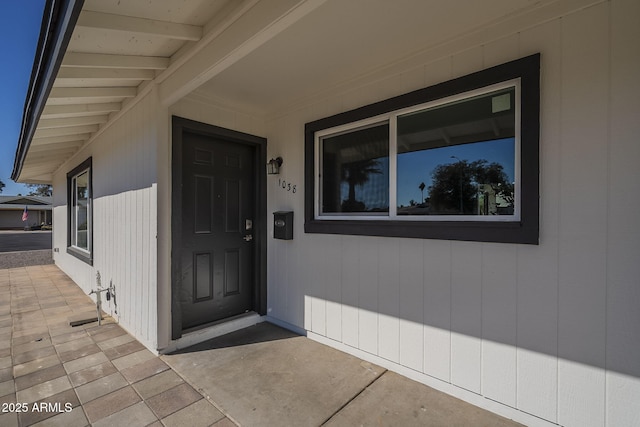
left=341, top=159, right=381, bottom=211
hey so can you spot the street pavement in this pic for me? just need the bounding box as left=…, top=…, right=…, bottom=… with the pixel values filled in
left=0, top=231, right=52, bottom=253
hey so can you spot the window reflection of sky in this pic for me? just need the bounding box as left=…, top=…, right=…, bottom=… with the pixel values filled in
left=397, top=137, right=514, bottom=207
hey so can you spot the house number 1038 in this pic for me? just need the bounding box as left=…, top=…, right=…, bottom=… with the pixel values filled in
left=278, top=179, right=296, bottom=193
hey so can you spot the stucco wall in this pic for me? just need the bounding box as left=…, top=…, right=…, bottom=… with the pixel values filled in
left=52, top=89, right=160, bottom=351
left=264, top=1, right=639, bottom=426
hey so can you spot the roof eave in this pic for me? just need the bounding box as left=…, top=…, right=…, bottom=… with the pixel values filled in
left=11, top=0, right=84, bottom=183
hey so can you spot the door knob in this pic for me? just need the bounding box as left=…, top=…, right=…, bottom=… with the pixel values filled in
left=243, top=235, right=253, bottom=242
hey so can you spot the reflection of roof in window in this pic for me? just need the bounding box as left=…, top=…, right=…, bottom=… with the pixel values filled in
left=397, top=88, right=515, bottom=154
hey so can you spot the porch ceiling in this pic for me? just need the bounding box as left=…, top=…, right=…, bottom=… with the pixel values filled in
left=14, top=0, right=234, bottom=184
left=193, top=0, right=546, bottom=114
left=14, top=0, right=550, bottom=184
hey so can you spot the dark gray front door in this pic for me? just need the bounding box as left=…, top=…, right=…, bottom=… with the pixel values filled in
left=179, top=131, right=255, bottom=330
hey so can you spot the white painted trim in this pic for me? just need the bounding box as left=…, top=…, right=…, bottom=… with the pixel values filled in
left=159, top=313, right=266, bottom=354
left=313, top=80, right=522, bottom=222
left=263, top=316, right=309, bottom=337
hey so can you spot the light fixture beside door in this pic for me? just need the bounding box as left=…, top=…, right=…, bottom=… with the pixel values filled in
left=267, top=157, right=283, bottom=175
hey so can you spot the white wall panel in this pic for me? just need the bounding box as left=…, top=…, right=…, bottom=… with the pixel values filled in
left=288, top=232, right=305, bottom=328
left=358, top=237, right=379, bottom=356
left=324, top=237, right=343, bottom=342
left=450, top=242, right=482, bottom=393
left=423, top=240, right=451, bottom=382
left=606, top=0, right=640, bottom=425
left=52, top=90, right=160, bottom=350
left=481, top=243, right=517, bottom=406
left=557, top=4, right=609, bottom=426
left=398, top=239, right=423, bottom=372
left=516, top=242, right=559, bottom=421
left=515, top=16, right=562, bottom=422
left=377, top=238, right=400, bottom=363
left=309, top=236, right=331, bottom=336
left=341, top=236, right=359, bottom=348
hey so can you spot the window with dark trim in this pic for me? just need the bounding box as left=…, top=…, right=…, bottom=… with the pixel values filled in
left=305, top=54, right=539, bottom=244
left=67, top=157, right=93, bottom=264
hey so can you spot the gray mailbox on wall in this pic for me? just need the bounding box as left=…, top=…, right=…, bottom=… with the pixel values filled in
left=273, top=211, right=293, bottom=240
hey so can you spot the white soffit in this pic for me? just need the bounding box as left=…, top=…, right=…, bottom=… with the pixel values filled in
left=194, top=0, right=549, bottom=113
left=20, top=0, right=555, bottom=182
left=20, top=0, right=233, bottom=182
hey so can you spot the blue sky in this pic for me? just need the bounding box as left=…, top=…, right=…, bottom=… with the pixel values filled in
left=0, top=1, right=46, bottom=195
left=397, top=137, right=515, bottom=206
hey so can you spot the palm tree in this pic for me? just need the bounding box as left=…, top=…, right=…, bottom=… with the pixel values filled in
left=419, top=182, right=426, bottom=204
left=341, top=159, right=381, bottom=211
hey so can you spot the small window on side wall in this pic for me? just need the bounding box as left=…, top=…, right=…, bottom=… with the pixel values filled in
left=67, top=157, right=93, bottom=264
left=305, top=54, right=539, bottom=244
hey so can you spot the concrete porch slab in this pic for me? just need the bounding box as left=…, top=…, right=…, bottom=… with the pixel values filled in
left=324, top=369, right=524, bottom=427
left=162, top=323, right=525, bottom=427
left=162, top=322, right=384, bottom=426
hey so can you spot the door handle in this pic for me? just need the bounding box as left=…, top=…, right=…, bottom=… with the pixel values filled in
left=243, top=234, right=253, bottom=242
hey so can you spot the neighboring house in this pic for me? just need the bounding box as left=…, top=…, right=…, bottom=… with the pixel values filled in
left=0, top=195, right=52, bottom=229
left=11, top=1, right=639, bottom=426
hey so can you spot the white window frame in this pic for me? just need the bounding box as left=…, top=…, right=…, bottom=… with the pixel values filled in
left=67, top=157, right=93, bottom=264
left=315, top=80, right=521, bottom=222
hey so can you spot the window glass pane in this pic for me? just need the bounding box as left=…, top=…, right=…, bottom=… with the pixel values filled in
left=396, top=88, right=516, bottom=216
left=75, top=171, right=89, bottom=250
left=321, top=123, right=389, bottom=214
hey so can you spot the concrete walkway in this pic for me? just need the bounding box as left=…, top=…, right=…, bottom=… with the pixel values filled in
left=0, top=265, right=525, bottom=426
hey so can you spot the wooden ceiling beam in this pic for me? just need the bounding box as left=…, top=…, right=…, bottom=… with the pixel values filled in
left=32, top=134, right=92, bottom=146
left=29, top=140, right=83, bottom=152
left=38, top=115, right=108, bottom=129
left=62, top=52, right=170, bottom=70
left=33, top=124, right=99, bottom=139
left=77, top=10, right=202, bottom=41
left=56, top=67, right=156, bottom=81
left=41, top=103, right=121, bottom=119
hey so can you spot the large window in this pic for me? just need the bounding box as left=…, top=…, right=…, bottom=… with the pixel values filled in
left=305, top=54, right=539, bottom=244
left=67, top=157, right=93, bottom=264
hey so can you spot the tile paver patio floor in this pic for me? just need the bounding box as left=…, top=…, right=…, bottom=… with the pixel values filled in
left=0, top=265, right=229, bottom=427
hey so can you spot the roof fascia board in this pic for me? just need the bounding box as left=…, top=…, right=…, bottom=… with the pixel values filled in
left=12, top=0, right=85, bottom=182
